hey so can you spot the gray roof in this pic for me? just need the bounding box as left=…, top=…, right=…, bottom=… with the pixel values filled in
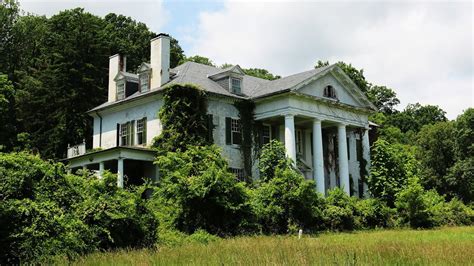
left=250, top=65, right=333, bottom=98
left=89, top=61, right=374, bottom=113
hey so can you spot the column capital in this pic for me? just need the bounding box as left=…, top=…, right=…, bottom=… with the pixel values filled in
left=337, top=122, right=348, bottom=128
left=283, top=113, right=296, bottom=119
left=313, top=117, right=323, bottom=123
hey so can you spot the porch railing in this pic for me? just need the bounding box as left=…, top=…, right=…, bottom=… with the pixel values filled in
left=67, top=140, right=86, bottom=158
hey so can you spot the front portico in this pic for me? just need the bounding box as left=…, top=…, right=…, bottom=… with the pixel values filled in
left=254, top=91, right=373, bottom=197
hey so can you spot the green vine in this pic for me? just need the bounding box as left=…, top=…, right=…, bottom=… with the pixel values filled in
left=152, top=84, right=210, bottom=154
left=234, top=100, right=256, bottom=181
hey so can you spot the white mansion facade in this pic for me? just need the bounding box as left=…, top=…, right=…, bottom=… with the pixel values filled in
left=66, top=33, right=376, bottom=197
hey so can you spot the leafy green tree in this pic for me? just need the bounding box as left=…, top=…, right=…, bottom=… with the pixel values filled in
left=366, top=85, right=400, bottom=114
left=368, top=139, right=419, bottom=206
left=0, top=0, right=20, bottom=79
left=387, top=103, right=447, bottom=133
left=220, top=63, right=280, bottom=80
left=15, top=8, right=108, bottom=158
left=243, top=68, right=280, bottom=80
left=315, top=60, right=370, bottom=93
left=102, top=14, right=184, bottom=70
left=453, top=108, right=474, bottom=159
left=0, top=74, right=16, bottom=151
left=181, top=55, right=215, bottom=66
left=416, top=122, right=456, bottom=193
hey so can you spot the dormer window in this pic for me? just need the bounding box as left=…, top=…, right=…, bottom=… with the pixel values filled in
left=117, top=82, right=125, bottom=100
left=139, top=73, right=149, bottom=92
left=231, top=77, right=242, bottom=94
left=323, top=85, right=337, bottom=99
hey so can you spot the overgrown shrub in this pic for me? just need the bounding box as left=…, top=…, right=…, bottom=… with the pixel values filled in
left=0, top=152, right=157, bottom=263
left=251, top=141, right=323, bottom=233
left=150, top=145, right=253, bottom=236
left=322, top=188, right=356, bottom=231
left=258, top=140, right=292, bottom=181
left=395, top=177, right=473, bottom=228
left=353, top=198, right=395, bottom=229
left=368, top=139, right=419, bottom=206
left=72, top=173, right=157, bottom=250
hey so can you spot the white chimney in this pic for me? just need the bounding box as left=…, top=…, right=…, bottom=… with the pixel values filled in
left=108, top=54, right=126, bottom=102
left=150, top=33, right=170, bottom=88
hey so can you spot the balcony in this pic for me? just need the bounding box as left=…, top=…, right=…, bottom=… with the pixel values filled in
left=67, top=140, right=86, bottom=158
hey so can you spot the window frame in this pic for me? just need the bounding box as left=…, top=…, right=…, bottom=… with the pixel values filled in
left=116, top=81, right=126, bottom=100
left=120, top=122, right=129, bottom=146
left=229, top=167, right=245, bottom=181
left=139, top=72, right=150, bottom=93
left=136, top=117, right=147, bottom=145
left=231, top=118, right=242, bottom=145
left=230, top=77, right=242, bottom=95
left=262, top=124, right=272, bottom=144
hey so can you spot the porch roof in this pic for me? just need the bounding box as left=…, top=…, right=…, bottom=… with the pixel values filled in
left=63, top=146, right=157, bottom=168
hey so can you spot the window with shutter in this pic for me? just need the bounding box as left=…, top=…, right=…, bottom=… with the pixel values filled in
left=137, top=117, right=147, bottom=145
left=225, top=117, right=241, bottom=145
left=120, top=122, right=129, bottom=146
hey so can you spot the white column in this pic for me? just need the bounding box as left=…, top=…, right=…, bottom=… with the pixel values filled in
left=348, top=132, right=359, bottom=197
left=99, top=161, right=105, bottom=179
left=117, top=158, right=124, bottom=188
left=337, top=123, right=350, bottom=195
left=284, top=114, right=297, bottom=163
left=313, top=119, right=325, bottom=195
left=362, top=128, right=371, bottom=197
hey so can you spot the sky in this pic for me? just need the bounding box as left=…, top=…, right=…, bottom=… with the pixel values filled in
left=19, top=0, right=473, bottom=119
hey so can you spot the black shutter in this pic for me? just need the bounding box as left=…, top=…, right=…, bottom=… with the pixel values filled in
left=225, top=117, right=231, bottom=145
left=207, top=114, right=214, bottom=143
left=116, top=123, right=120, bottom=146
left=130, top=120, right=135, bottom=146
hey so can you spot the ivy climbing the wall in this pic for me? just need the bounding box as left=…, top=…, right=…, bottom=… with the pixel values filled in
left=152, top=84, right=211, bottom=153
left=234, top=100, right=257, bottom=180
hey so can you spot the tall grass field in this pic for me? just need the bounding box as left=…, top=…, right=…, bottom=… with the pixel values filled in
left=64, top=226, right=473, bottom=265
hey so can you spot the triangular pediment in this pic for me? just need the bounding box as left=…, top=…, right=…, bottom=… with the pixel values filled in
left=294, top=65, right=376, bottom=110
left=208, top=64, right=245, bottom=80
left=138, top=62, right=151, bottom=73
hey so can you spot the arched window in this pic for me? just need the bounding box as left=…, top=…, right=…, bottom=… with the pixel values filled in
left=323, top=85, right=337, bottom=99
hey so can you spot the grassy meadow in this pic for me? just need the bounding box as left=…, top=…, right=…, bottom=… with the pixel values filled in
left=63, top=226, right=474, bottom=265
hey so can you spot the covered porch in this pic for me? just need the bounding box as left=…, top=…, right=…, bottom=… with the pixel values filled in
left=66, top=146, right=158, bottom=188
left=254, top=95, right=372, bottom=197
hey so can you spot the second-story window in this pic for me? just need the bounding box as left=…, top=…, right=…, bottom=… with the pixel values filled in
left=226, top=117, right=241, bottom=145
left=120, top=122, right=129, bottom=146
left=140, top=73, right=149, bottom=92
left=231, top=78, right=241, bottom=94
left=117, top=82, right=125, bottom=100
left=231, top=118, right=241, bottom=145
left=136, top=117, right=147, bottom=145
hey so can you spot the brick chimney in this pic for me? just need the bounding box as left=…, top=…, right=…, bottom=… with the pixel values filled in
left=150, top=33, right=170, bottom=89
left=108, top=54, right=126, bottom=102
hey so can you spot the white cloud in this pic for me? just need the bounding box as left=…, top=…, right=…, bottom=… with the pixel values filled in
left=20, top=0, right=168, bottom=33
left=189, top=1, right=473, bottom=119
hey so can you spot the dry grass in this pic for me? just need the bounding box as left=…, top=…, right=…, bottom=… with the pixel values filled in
left=65, top=226, right=474, bottom=265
